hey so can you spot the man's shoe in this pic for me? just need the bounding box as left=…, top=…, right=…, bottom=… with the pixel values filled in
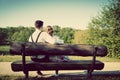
left=37, top=71, right=43, bottom=75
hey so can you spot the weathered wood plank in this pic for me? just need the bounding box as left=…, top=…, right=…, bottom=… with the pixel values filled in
left=11, top=60, right=104, bottom=71
left=10, top=42, right=107, bottom=56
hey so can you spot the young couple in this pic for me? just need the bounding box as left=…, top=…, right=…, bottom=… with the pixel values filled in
left=28, top=20, right=70, bottom=75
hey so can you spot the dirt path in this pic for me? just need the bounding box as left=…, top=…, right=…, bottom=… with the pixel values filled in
left=0, top=62, right=120, bottom=76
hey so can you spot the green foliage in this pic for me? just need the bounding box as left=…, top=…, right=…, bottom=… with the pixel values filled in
left=0, top=25, right=75, bottom=45
left=1, top=0, right=120, bottom=59
left=0, top=46, right=10, bottom=55
left=0, top=26, right=35, bottom=44
left=53, top=25, right=75, bottom=44
left=87, top=0, right=120, bottom=58
left=0, top=28, right=8, bottom=45
left=0, top=25, right=75, bottom=55
left=0, top=26, right=34, bottom=45
left=73, top=30, right=89, bottom=44
left=11, top=27, right=34, bottom=42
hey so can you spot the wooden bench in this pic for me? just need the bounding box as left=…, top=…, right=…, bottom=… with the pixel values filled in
left=10, top=42, right=107, bottom=79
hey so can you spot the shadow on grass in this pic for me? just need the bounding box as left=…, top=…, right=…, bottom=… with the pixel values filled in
left=0, top=71, right=120, bottom=80
left=0, top=75, right=120, bottom=80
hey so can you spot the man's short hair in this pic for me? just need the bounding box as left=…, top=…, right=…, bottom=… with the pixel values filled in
left=35, top=20, right=43, bottom=28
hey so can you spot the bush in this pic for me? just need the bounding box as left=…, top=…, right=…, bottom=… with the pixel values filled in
left=87, top=0, right=120, bottom=59
left=0, top=46, right=10, bottom=55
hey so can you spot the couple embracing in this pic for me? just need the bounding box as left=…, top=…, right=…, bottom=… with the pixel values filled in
left=29, top=20, right=70, bottom=62
left=28, top=20, right=70, bottom=76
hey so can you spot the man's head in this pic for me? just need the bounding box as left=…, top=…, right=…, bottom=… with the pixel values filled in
left=35, top=20, right=43, bottom=29
left=46, top=25, right=53, bottom=36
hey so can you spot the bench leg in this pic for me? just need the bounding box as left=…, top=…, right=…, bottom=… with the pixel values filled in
left=24, top=71, right=29, bottom=79
left=86, top=70, right=93, bottom=80
left=55, top=70, right=59, bottom=76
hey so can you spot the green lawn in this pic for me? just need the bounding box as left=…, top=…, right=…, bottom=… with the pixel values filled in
left=0, top=55, right=30, bottom=62
left=69, top=56, right=120, bottom=62
left=0, top=55, right=120, bottom=62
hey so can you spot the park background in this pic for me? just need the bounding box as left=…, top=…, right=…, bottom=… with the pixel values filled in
left=0, top=0, right=120, bottom=80
left=0, top=0, right=120, bottom=59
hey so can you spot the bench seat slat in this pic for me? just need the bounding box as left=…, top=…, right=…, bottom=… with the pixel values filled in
left=11, top=60, right=104, bottom=71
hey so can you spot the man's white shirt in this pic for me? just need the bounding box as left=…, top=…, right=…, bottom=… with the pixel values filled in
left=29, top=29, right=56, bottom=44
left=28, top=28, right=70, bottom=61
left=28, top=29, right=56, bottom=59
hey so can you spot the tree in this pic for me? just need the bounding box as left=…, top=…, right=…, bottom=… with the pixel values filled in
left=87, top=0, right=120, bottom=58
left=52, top=25, right=75, bottom=44
left=0, top=28, right=8, bottom=45
left=60, top=27, right=75, bottom=44
left=73, top=30, right=89, bottom=44
left=11, top=27, right=34, bottom=42
left=52, top=25, right=61, bottom=36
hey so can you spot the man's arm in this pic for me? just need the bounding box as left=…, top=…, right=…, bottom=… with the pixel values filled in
left=41, top=32, right=57, bottom=44
left=28, top=36, right=32, bottom=42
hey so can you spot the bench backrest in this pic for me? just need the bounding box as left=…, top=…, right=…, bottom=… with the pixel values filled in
left=10, top=42, right=107, bottom=57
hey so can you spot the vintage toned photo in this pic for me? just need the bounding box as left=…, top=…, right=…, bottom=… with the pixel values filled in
left=0, top=0, right=120, bottom=80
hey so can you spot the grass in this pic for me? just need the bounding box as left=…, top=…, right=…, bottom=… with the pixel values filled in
left=0, top=55, right=30, bottom=62
left=69, top=56, right=120, bottom=62
left=0, top=55, right=120, bottom=62
left=0, top=75, right=120, bottom=80
left=0, top=45, right=10, bottom=52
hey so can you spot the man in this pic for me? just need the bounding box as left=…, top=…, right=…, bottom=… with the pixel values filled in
left=28, top=20, right=57, bottom=75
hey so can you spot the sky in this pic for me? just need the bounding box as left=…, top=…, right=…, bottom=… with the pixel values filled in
left=0, top=0, right=110, bottom=29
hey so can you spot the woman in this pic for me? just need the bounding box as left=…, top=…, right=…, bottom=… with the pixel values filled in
left=45, top=25, right=70, bottom=62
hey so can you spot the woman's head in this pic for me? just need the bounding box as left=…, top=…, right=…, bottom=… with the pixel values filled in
left=46, top=25, right=53, bottom=36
